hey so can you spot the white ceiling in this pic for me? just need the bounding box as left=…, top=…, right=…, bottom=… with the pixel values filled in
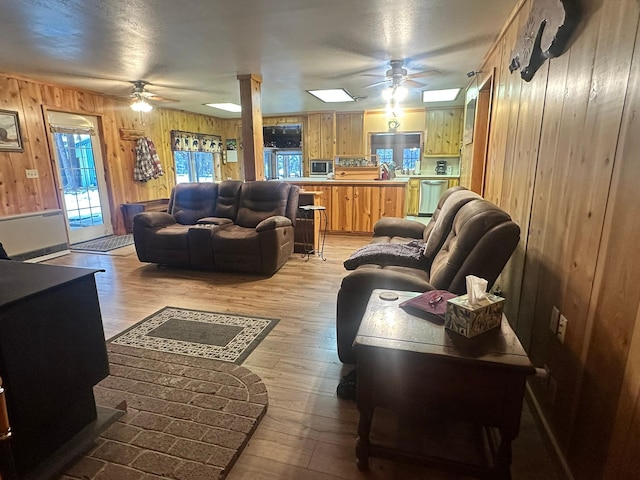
left=0, top=0, right=517, bottom=118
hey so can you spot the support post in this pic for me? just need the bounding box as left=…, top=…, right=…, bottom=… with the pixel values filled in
left=237, top=74, right=264, bottom=181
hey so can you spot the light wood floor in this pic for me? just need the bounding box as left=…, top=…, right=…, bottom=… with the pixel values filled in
left=45, top=235, right=563, bottom=480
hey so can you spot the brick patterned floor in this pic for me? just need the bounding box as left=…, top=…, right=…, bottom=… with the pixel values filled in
left=59, top=343, right=268, bottom=480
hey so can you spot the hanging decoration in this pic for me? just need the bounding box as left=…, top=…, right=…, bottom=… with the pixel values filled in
left=509, top=0, right=580, bottom=82
left=170, top=130, right=223, bottom=153
left=134, top=136, right=164, bottom=182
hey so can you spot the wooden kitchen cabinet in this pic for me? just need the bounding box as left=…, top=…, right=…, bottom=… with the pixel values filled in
left=306, top=113, right=335, bottom=161
left=288, top=180, right=405, bottom=234
left=331, top=185, right=354, bottom=232
left=406, top=178, right=421, bottom=216
left=352, top=186, right=380, bottom=233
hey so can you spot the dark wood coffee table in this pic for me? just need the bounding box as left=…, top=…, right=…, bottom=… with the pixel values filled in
left=354, top=289, right=535, bottom=479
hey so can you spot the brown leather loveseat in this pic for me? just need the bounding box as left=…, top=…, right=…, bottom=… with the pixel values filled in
left=336, top=187, right=520, bottom=364
left=133, top=180, right=300, bottom=275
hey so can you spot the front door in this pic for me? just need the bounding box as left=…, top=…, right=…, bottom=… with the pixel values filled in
left=48, top=112, right=113, bottom=244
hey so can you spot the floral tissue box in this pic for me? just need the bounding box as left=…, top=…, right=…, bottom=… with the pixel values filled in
left=444, top=293, right=505, bottom=338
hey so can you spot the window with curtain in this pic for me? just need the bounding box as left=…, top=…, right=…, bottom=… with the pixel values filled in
left=171, top=130, right=222, bottom=183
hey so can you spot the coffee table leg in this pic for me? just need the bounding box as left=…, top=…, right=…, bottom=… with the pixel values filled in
left=356, top=409, right=372, bottom=471
left=495, top=434, right=513, bottom=480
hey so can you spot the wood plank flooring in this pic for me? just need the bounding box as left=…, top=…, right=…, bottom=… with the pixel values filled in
left=44, top=235, right=564, bottom=480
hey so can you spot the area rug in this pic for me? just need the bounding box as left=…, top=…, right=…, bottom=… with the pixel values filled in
left=60, top=343, right=268, bottom=480
left=110, top=307, right=279, bottom=365
left=71, top=234, right=134, bottom=252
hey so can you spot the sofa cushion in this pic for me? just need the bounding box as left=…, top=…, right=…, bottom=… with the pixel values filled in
left=236, top=181, right=291, bottom=228
left=422, top=189, right=482, bottom=259
left=170, top=183, right=218, bottom=225
left=428, top=199, right=520, bottom=294
left=214, top=180, right=242, bottom=220
left=145, top=224, right=190, bottom=250
left=211, top=225, right=259, bottom=252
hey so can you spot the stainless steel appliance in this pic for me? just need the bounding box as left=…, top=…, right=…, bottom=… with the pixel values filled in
left=419, top=179, right=448, bottom=216
left=435, top=160, right=448, bottom=175
left=310, top=159, right=333, bottom=176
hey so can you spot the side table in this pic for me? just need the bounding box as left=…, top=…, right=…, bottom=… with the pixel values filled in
left=354, top=289, right=535, bottom=479
left=298, top=205, right=328, bottom=261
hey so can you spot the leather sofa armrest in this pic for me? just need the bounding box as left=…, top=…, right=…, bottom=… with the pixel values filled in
left=373, top=217, right=426, bottom=239
left=340, top=266, right=434, bottom=292
left=255, top=216, right=292, bottom=232
left=134, top=212, right=177, bottom=228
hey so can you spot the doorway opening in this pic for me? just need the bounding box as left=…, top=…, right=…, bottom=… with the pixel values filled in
left=469, top=72, right=494, bottom=195
left=47, top=111, right=113, bottom=244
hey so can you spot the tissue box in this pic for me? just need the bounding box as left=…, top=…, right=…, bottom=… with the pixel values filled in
left=444, top=293, right=505, bottom=338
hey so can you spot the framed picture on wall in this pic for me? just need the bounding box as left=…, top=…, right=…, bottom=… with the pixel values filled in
left=463, top=95, right=477, bottom=145
left=0, top=110, right=24, bottom=152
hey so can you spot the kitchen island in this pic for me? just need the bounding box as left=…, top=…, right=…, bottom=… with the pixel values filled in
left=284, top=177, right=407, bottom=234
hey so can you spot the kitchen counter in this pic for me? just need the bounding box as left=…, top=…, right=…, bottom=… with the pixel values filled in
left=395, top=174, right=460, bottom=179
left=282, top=177, right=408, bottom=185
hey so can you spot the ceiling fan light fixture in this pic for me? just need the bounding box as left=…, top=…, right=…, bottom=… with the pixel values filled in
left=131, top=96, right=153, bottom=112
left=422, top=88, right=461, bottom=103
left=307, top=89, right=355, bottom=103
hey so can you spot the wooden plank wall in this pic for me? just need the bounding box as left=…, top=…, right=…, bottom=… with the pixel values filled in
left=464, top=0, right=640, bottom=478
left=424, top=107, right=463, bottom=155
left=0, top=74, right=228, bottom=234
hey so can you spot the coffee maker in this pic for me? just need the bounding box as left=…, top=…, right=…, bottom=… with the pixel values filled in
left=435, top=160, right=448, bottom=175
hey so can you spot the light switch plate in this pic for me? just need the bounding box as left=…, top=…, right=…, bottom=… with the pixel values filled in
left=26, top=169, right=39, bottom=179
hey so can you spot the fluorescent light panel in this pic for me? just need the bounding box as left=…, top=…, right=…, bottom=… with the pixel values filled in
left=422, top=88, right=461, bottom=102
left=307, top=89, right=355, bottom=103
left=205, top=102, right=242, bottom=112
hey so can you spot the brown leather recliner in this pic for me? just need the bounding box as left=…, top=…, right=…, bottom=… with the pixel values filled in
left=133, top=180, right=299, bottom=275
left=336, top=189, right=520, bottom=364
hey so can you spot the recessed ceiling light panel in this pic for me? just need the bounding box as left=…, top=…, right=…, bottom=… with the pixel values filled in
left=205, top=103, right=242, bottom=112
left=422, top=88, right=461, bottom=102
left=307, top=89, right=355, bottom=103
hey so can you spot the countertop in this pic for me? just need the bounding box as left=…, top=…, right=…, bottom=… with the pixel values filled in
left=282, top=177, right=408, bottom=185
left=282, top=174, right=459, bottom=183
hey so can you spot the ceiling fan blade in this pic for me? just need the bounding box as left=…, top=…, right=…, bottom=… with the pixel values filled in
left=406, top=69, right=440, bottom=79
left=405, top=79, right=427, bottom=88
left=364, top=80, right=390, bottom=89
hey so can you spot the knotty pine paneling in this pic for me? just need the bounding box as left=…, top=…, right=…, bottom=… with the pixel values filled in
left=0, top=74, right=228, bottom=234
left=474, top=0, right=640, bottom=478
left=335, top=112, right=364, bottom=155
left=424, top=107, right=463, bottom=155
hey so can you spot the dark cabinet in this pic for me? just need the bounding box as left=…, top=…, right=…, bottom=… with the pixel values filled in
left=0, top=262, right=109, bottom=478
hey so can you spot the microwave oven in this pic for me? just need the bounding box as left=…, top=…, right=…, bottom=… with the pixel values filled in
left=310, top=159, right=333, bottom=176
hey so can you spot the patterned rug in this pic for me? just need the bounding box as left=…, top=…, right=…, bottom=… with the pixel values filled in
left=71, top=234, right=134, bottom=252
left=110, top=307, right=279, bottom=365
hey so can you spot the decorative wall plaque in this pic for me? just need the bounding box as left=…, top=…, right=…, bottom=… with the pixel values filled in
left=509, top=0, right=580, bottom=81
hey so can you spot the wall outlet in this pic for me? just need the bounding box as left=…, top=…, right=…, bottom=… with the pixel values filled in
left=25, top=169, right=39, bottom=179
left=550, top=306, right=560, bottom=333
left=557, top=314, right=568, bottom=343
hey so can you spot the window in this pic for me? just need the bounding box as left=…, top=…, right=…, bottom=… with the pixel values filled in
left=402, top=148, right=421, bottom=171
left=375, top=148, right=393, bottom=165
left=370, top=132, right=422, bottom=169
left=174, top=151, right=214, bottom=183
left=264, top=150, right=303, bottom=179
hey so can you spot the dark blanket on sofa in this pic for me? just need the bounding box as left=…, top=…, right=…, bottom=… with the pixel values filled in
left=343, top=240, right=428, bottom=270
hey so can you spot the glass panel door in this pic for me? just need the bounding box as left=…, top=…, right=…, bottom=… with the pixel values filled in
left=48, top=113, right=112, bottom=244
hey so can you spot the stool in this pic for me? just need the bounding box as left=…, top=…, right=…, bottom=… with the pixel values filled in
left=298, top=205, right=328, bottom=261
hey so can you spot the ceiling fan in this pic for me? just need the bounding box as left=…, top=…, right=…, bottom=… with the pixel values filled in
left=129, top=80, right=178, bottom=111
left=363, top=59, right=439, bottom=89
